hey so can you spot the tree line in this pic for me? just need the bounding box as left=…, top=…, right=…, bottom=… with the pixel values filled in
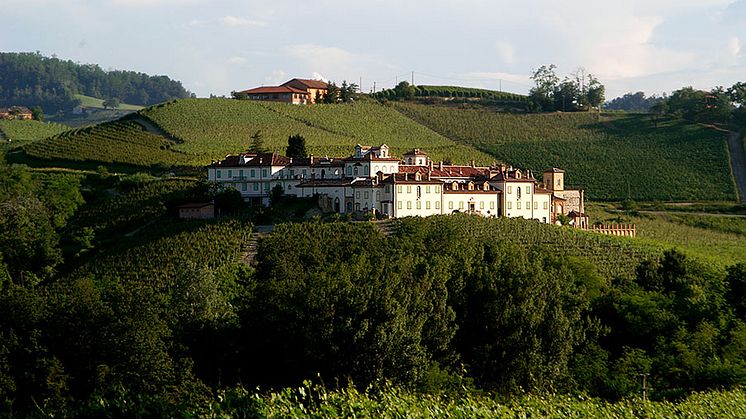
left=1, top=169, right=745, bottom=415
left=528, top=64, right=606, bottom=112
left=0, top=52, right=193, bottom=113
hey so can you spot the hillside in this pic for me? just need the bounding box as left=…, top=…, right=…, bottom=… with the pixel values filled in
left=0, top=52, right=191, bottom=113
left=0, top=119, right=69, bottom=146
left=393, top=103, right=735, bottom=201
left=16, top=97, right=740, bottom=202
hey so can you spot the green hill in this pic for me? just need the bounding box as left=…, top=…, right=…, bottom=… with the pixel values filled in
left=17, top=97, right=739, bottom=202
left=393, top=103, right=735, bottom=201
left=75, top=94, right=144, bottom=111
left=141, top=98, right=494, bottom=164
left=0, top=119, right=69, bottom=145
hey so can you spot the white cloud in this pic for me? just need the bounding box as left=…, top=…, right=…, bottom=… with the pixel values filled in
left=227, top=56, right=247, bottom=65
left=728, top=37, right=742, bottom=57
left=264, top=69, right=287, bottom=85
left=494, top=41, right=515, bottom=65
left=189, top=16, right=265, bottom=28
left=220, top=15, right=266, bottom=28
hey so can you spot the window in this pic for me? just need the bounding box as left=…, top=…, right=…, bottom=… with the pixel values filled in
left=217, top=170, right=222, bottom=179
left=517, top=187, right=522, bottom=199
left=390, top=165, right=394, bottom=172
left=416, top=201, right=421, bottom=209
left=407, top=201, right=412, bottom=209
left=374, top=165, right=379, bottom=173
left=228, top=170, right=232, bottom=178
left=398, top=201, right=402, bottom=209
left=517, top=202, right=521, bottom=209
left=542, top=217, right=547, bottom=223
left=376, top=191, right=381, bottom=200
left=527, top=186, right=531, bottom=194
left=426, top=186, right=431, bottom=194
left=417, top=186, right=421, bottom=199
left=364, top=166, right=369, bottom=175
left=543, top=202, right=548, bottom=210
left=480, top=202, right=484, bottom=209
left=507, top=186, right=512, bottom=194
left=287, top=185, right=292, bottom=190
left=490, top=201, right=495, bottom=209
left=407, top=185, right=412, bottom=193
left=526, top=201, right=530, bottom=209
left=242, top=183, right=247, bottom=191
left=435, top=186, right=440, bottom=193
left=508, top=201, right=512, bottom=209
left=356, top=192, right=360, bottom=199
left=253, top=183, right=259, bottom=191
left=459, top=202, right=464, bottom=209
left=302, top=169, right=307, bottom=178
left=364, top=191, right=369, bottom=199
left=239, top=169, right=244, bottom=179
left=354, top=167, right=359, bottom=176
left=426, top=201, right=431, bottom=209
left=397, top=185, right=402, bottom=193
left=435, top=201, right=440, bottom=209
left=289, top=169, right=294, bottom=177
left=534, top=201, right=538, bottom=209
left=264, top=183, right=270, bottom=191
left=251, top=169, right=256, bottom=178
left=385, top=185, right=390, bottom=193
left=262, top=169, right=267, bottom=177
left=448, top=201, right=453, bottom=209
left=347, top=166, right=352, bottom=176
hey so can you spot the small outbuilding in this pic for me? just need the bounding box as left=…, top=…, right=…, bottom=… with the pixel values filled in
left=177, top=202, right=215, bottom=220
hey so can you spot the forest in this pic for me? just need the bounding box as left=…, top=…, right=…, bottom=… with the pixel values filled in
left=0, top=162, right=744, bottom=415
left=0, top=52, right=192, bottom=113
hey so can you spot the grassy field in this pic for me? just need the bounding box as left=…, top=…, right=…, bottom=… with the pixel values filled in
left=0, top=119, right=69, bottom=145
left=23, top=120, right=198, bottom=167
left=75, top=94, right=144, bottom=111
left=141, top=98, right=494, bottom=164
left=393, top=103, right=735, bottom=202
left=586, top=203, right=746, bottom=267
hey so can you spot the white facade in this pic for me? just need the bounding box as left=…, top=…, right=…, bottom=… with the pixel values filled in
left=207, top=146, right=579, bottom=223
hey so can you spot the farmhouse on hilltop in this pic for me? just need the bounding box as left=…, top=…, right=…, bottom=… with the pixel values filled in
left=208, top=145, right=584, bottom=224
left=235, top=78, right=329, bottom=104
left=0, top=106, right=33, bottom=120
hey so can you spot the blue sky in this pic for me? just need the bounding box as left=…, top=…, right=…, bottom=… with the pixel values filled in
left=2, top=0, right=745, bottom=98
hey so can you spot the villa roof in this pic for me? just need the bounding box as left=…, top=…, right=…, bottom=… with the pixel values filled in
left=282, top=78, right=329, bottom=89
left=240, top=86, right=309, bottom=95
left=211, top=152, right=290, bottom=167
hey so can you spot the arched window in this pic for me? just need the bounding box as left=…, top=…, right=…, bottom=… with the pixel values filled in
left=354, top=167, right=359, bottom=176
left=417, top=186, right=422, bottom=199
left=517, top=187, right=522, bottom=199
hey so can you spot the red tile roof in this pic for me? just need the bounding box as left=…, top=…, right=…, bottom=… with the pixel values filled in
left=240, top=86, right=309, bottom=95
left=282, top=78, right=329, bottom=89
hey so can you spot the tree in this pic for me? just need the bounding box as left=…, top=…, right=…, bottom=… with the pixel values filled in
left=286, top=134, right=308, bottom=159
left=393, top=81, right=416, bottom=100
left=585, top=75, right=606, bottom=110
left=529, top=64, right=559, bottom=112
left=248, top=130, right=267, bottom=153
left=324, top=83, right=340, bottom=104
left=339, top=81, right=359, bottom=103
left=30, top=106, right=43, bottom=121
left=103, top=97, right=121, bottom=109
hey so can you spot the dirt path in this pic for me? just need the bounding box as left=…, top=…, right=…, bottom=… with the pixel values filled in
left=129, top=116, right=183, bottom=143
left=241, top=225, right=274, bottom=265
left=728, top=131, right=746, bottom=203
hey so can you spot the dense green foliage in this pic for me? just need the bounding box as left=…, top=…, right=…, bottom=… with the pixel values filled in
left=141, top=98, right=493, bottom=164
left=373, top=83, right=527, bottom=103
left=0, top=52, right=191, bottom=113
left=0, top=120, right=69, bottom=145
left=23, top=119, right=198, bottom=167
left=394, top=103, right=735, bottom=201
left=65, top=383, right=746, bottom=417
left=606, top=91, right=665, bottom=112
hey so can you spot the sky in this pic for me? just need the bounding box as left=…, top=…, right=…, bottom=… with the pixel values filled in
left=2, top=0, right=745, bottom=99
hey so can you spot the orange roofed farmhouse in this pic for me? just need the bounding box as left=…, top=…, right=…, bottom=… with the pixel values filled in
left=236, top=78, right=329, bottom=104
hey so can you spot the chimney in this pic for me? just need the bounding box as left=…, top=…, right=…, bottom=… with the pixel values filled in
left=439, top=161, right=443, bottom=170
left=405, top=172, right=408, bottom=181
left=470, top=160, right=475, bottom=167
left=429, top=160, right=433, bottom=170
left=310, top=154, right=314, bottom=165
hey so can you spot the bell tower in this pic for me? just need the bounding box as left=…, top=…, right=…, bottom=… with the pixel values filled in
left=543, top=168, right=565, bottom=192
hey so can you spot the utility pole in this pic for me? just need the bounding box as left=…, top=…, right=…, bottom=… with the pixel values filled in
left=639, top=373, right=649, bottom=401
left=373, top=81, right=376, bottom=93
left=359, top=76, right=362, bottom=93
left=411, top=71, right=414, bottom=85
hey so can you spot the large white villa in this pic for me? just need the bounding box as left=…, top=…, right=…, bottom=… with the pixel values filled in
left=207, top=144, right=585, bottom=224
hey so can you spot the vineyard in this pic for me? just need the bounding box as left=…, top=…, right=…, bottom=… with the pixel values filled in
left=393, top=103, right=735, bottom=201
left=71, top=218, right=251, bottom=287
left=586, top=203, right=746, bottom=267
left=23, top=119, right=200, bottom=167
left=71, top=178, right=200, bottom=240
left=0, top=119, right=69, bottom=145
left=142, top=98, right=493, bottom=164
left=392, top=214, right=658, bottom=280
